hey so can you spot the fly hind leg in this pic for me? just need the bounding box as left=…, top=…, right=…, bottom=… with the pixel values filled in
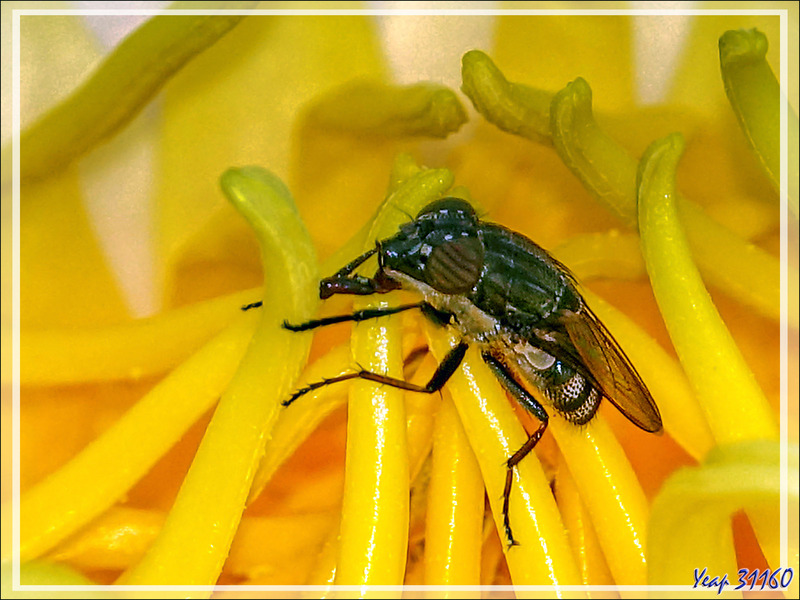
left=481, top=351, right=550, bottom=548
left=285, top=340, right=469, bottom=406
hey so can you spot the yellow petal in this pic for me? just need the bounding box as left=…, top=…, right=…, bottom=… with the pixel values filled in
left=20, top=168, right=128, bottom=327
left=162, top=207, right=264, bottom=307
left=17, top=5, right=255, bottom=182
left=293, top=84, right=466, bottom=260
left=16, top=4, right=99, bottom=124
left=1, top=3, right=97, bottom=181
left=667, top=9, right=781, bottom=121
left=648, top=440, right=794, bottom=588
left=156, top=11, right=386, bottom=300
left=493, top=8, right=635, bottom=112
left=553, top=232, right=644, bottom=282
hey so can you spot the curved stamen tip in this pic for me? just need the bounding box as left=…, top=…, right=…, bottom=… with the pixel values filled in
left=719, top=28, right=768, bottom=64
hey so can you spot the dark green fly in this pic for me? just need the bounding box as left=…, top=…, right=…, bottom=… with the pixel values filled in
left=270, top=197, right=663, bottom=546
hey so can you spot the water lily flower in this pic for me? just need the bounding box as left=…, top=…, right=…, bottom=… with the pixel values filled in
left=1, top=3, right=797, bottom=597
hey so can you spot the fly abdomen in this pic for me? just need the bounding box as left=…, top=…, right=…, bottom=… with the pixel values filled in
left=538, top=360, right=601, bottom=426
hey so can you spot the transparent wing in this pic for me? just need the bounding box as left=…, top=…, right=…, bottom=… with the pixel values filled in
left=562, top=305, right=663, bottom=433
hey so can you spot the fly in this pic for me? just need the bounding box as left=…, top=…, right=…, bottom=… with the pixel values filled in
left=254, top=196, right=663, bottom=546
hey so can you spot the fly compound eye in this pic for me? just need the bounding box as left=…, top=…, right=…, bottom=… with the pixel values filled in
left=425, top=236, right=484, bottom=294
left=416, top=197, right=476, bottom=220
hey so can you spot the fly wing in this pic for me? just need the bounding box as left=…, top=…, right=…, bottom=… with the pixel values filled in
left=562, top=305, right=663, bottom=433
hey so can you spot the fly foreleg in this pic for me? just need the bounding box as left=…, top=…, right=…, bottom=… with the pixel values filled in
left=242, top=246, right=387, bottom=312
left=284, top=340, right=469, bottom=407
left=318, top=246, right=402, bottom=299
left=482, top=351, right=550, bottom=549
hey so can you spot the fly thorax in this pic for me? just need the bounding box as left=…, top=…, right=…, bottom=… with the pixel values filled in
left=380, top=207, right=485, bottom=298
left=384, top=268, right=501, bottom=341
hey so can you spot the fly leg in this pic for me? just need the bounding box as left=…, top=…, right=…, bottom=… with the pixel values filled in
left=284, top=340, right=468, bottom=406
left=481, top=352, right=550, bottom=548
left=282, top=302, right=452, bottom=332
left=243, top=247, right=389, bottom=312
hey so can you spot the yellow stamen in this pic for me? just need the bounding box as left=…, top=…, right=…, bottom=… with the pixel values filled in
left=247, top=344, right=350, bottom=502
left=638, top=133, right=778, bottom=444
left=553, top=234, right=715, bottom=460
left=638, top=133, right=780, bottom=567
left=15, top=2, right=256, bottom=182
left=461, top=50, right=788, bottom=326
left=404, top=351, right=441, bottom=483
left=334, top=166, right=454, bottom=588
left=119, top=167, right=318, bottom=586
left=19, top=288, right=258, bottom=386
left=554, top=456, right=615, bottom=586
left=424, top=394, right=483, bottom=587
left=580, top=289, right=714, bottom=462
left=461, top=49, right=553, bottom=145
left=550, top=78, right=787, bottom=327
left=9, top=309, right=257, bottom=561
left=426, top=327, right=584, bottom=592
left=550, top=414, right=650, bottom=586
left=719, top=29, right=791, bottom=214
left=304, top=81, right=467, bottom=139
